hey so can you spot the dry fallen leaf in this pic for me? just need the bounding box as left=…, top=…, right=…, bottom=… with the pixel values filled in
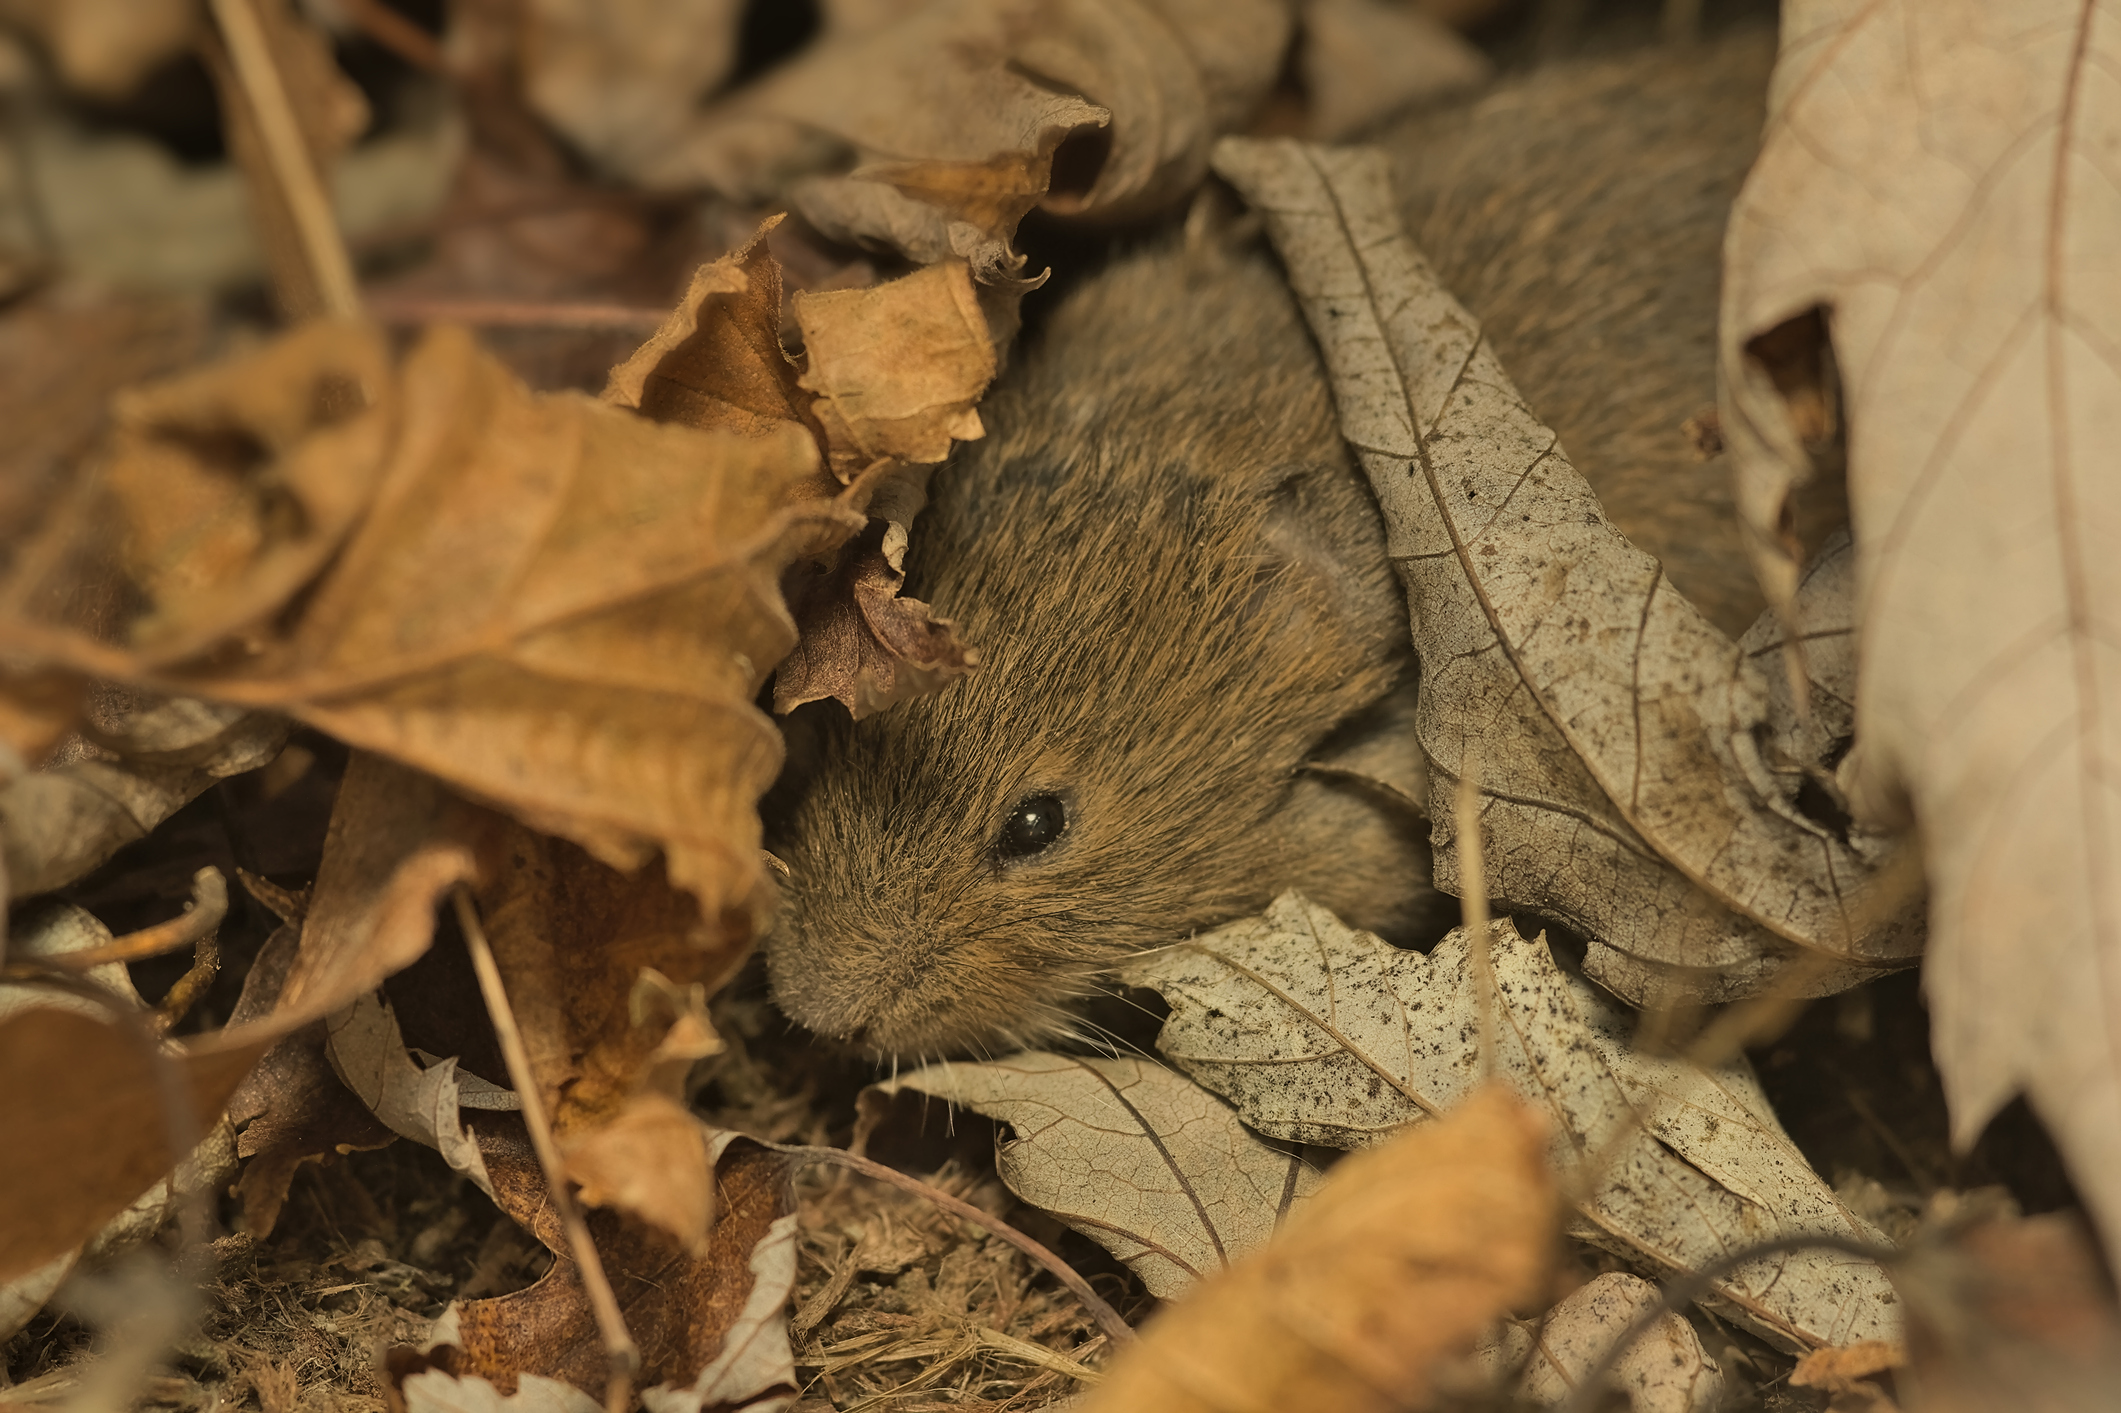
left=0, top=318, right=830, bottom=930
left=586, top=0, right=1293, bottom=283
left=608, top=225, right=983, bottom=717
left=867, top=1052, right=1324, bottom=1298
left=392, top=1119, right=798, bottom=1413
left=1484, top=1271, right=1723, bottom=1413
left=221, top=886, right=397, bottom=1238
left=1126, top=892, right=1901, bottom=1351
left=1077, top=1084, right=1555, bottom=1413
left=1211, top=135, right=1922, bottom=1006
left=1716, top=0, right=2121, bottom=1281
left=472, top=823, right=742, bottom=1248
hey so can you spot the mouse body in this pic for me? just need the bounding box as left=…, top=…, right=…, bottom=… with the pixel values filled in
left=767, top=239, right=1439, bottom=1058
left=766, top=27, right=1788, bottom=1059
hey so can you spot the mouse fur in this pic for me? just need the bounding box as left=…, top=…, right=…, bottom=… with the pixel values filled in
left=766, top=238, right=1441, bottom=1059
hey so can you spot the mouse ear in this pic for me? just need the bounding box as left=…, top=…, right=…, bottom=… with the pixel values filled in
left=1251, top=460, right=1409, bottom=667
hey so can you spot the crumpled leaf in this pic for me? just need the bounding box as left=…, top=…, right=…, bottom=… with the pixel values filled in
left=1483, top=1271, right=1723, bottom=1413
left=606, top=224, right=981, bottom=717
left=795, top=260, right=997, bottom=476
left=324, top=989, right=499, bottom=1197
left=0, top=704, right=286, bottom=901
left=1126, top=892, right=1901, bottom=1351
left=868, top=1052, right=1324, bottom=1298
left=601, top=218, right=821, bottom=445
left=0, top=318, right=832, bottom=929
left=1211, top=135, right=1923, bottom=1005
left=1077, top=1085, right=1555, bottom=1413
left=1716, top=0, right=2121, bottom=1280
left=391, top=1119, right=797, bottom=1413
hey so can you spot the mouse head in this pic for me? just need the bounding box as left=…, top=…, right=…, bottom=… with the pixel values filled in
left=765, top=241, right=1408, bottom=1060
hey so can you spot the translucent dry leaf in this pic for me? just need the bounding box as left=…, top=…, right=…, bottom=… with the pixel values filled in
left=1211, top=135, right=1922, bottom=1005
left=1077, top=1085, right=1555, bottom=1413
left=1126, top=892, right=1900, bottom=1351
left=870, top=1052, right=1323, bottom=1298
left=1716, top=0, right=2121, bottom=1279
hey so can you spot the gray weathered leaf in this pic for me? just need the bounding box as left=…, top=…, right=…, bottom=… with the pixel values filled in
left=1718, top=0, right=2121, bottom=1281
left=1126, top=892, right=1898, bottom=1351
left=872, top=1052, right=1322, bottom=1298
left=1210, top=135, right=1921, bottom=1005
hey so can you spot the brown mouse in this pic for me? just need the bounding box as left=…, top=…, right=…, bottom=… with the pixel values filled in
left=767, top=237, right=1442, bottom=1059
left=766, top=26, right=1794, bottom=1059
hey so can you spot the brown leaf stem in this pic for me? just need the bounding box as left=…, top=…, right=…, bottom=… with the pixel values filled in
left=206, top=0, right=362, bottom=318
left=771, top=1143, right=1137, bottom=1349
left=451, top=886, right=639, bottom=1413
left=27, top=868, right=229, bottom=973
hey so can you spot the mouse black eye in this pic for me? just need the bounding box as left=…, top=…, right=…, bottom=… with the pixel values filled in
left=997, top=793, right=1067, bottom=859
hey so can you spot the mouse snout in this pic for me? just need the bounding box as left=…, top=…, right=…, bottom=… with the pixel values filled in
left=765, top=918, right=972, bottom=1056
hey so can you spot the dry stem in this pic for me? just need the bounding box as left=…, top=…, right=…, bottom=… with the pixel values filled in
left=451, top=886, right=639, bottom=1413
left=207, top=0, right=362, bottom=318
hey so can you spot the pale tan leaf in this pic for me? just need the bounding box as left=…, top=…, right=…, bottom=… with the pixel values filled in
left=1717, top=0, right=2121, bottom=1277
left=1210, top=135, right=1920, bottom=1004
left=1126, top=892, right=1900, bottom=1351
left=1077, top=1085, right=1555, bottom=1413
left=1484, top=1272, right=1723, bottom=1413
left=870, top=1052, right=1323, bottom=1298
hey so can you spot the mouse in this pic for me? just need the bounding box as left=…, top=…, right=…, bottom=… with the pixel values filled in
left=764, top=25, right=1796, bottom=1060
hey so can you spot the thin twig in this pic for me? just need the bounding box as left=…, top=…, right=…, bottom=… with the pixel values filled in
left=770, top=1144, right=1137, bottom=1349
left=207, top=0, right=363, bottom=318
left=25, top=868, right=229, bottom=973
left=1453, top=747, right=1498, bottom=1079
left=452, top=887, right=639, bottom=1413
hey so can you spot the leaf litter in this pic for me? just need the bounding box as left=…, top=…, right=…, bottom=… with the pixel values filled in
left=0, top=1, right=2108, bottom=1410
